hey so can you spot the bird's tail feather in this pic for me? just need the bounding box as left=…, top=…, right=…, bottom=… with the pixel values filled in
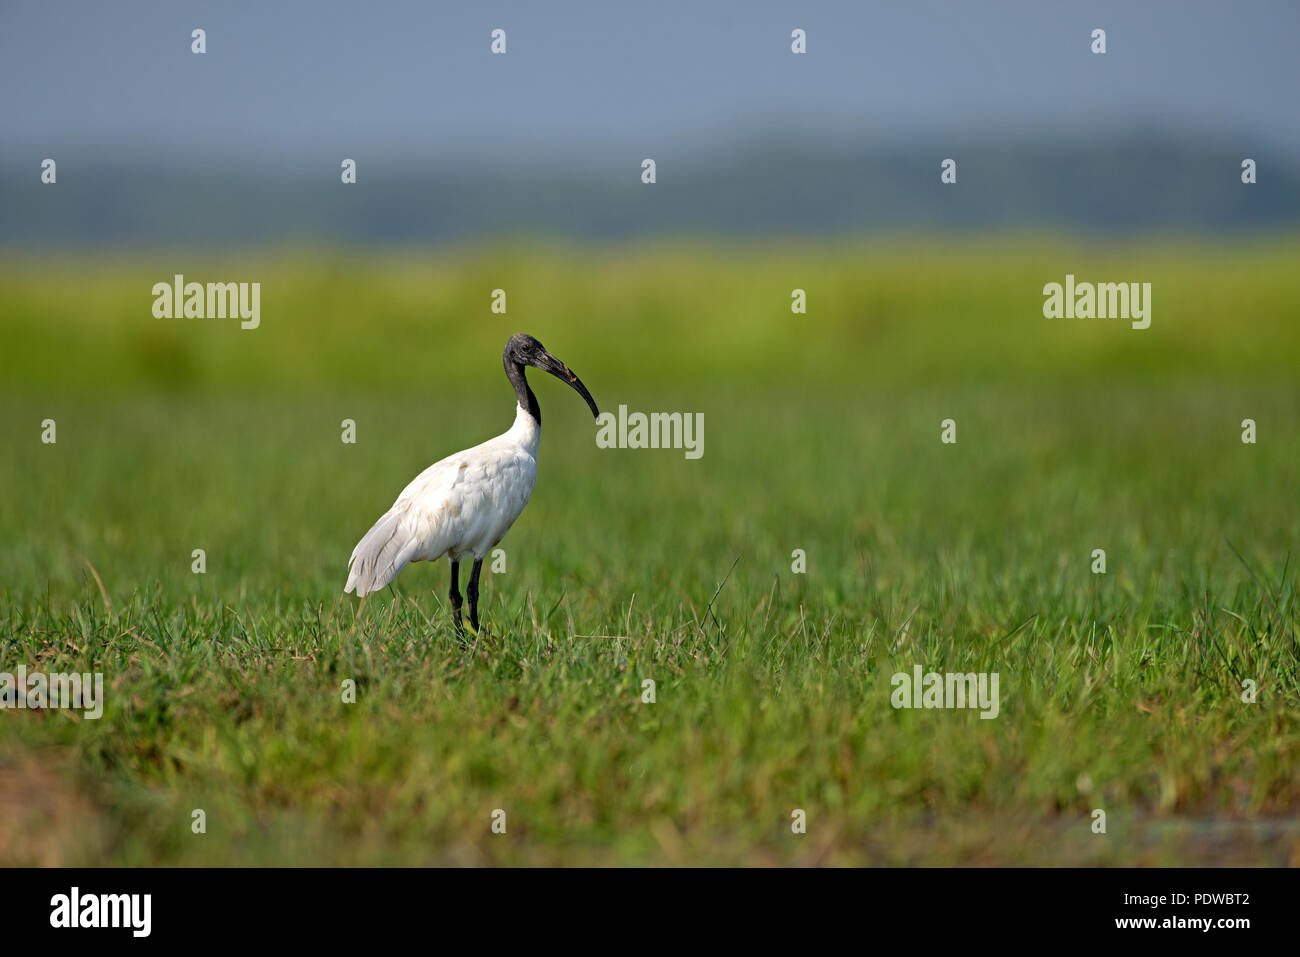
left=345, top=507, right=419, bottom=597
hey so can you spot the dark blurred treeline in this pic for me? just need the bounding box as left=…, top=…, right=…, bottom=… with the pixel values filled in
left=3, top=128, right=1297, bottom=246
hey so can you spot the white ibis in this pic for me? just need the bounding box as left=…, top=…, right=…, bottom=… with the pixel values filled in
left=344, top=333, right=600, bottom=634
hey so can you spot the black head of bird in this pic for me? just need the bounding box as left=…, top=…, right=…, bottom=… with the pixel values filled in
left=503, top=332, right=600, bottom=423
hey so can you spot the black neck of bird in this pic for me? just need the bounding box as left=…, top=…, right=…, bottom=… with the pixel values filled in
left=506, top=360, right=540, bottom=426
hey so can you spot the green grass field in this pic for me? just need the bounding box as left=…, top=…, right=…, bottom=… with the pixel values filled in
left=2, top=238, right=1298, bottom=865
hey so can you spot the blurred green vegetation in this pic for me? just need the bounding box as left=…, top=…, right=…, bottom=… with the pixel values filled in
left=2, top=236, right=1298, bottom=396
left=0, top=238, right=1297, bottom=865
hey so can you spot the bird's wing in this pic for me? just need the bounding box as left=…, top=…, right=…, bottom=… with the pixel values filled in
left=344, top=456, right=468, bottom=596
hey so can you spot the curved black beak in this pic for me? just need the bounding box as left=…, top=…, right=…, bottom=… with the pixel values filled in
left=533, top=349, right=600, bottom=418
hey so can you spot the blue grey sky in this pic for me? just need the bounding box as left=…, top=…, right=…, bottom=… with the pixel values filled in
left=3, top=0, right=1298, bottom=163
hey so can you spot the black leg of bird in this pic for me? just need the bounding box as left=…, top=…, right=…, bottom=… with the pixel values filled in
left=468, top=558, right=484, bottom=632
left=449, top=560, right=464, bottom=635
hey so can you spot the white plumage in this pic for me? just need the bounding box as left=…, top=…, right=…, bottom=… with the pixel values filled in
left=342, top=333, right=600, bottom=634
left=345, top=405, right=539, bottom=597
